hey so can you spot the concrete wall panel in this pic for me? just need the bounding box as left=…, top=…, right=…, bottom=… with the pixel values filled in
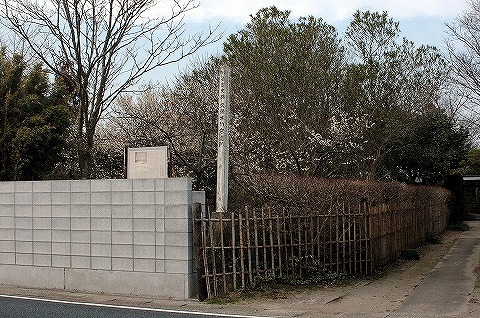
left=0, top=264, right=64, bottom=289
left=64, top=268, right=189, bottom=299
left=0, top=178, right=203, bottom=299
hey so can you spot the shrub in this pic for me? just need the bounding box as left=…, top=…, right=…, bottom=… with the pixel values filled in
left=400, top=249, right=420, bottom=260
left=426, top=231, right=441, bottom=244
left=448, top=221, right=470, bottom=231
left=233, top=173, right=452, bottom=216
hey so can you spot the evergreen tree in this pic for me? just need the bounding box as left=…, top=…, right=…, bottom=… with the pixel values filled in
left=0, top=48, right=71, bottom=180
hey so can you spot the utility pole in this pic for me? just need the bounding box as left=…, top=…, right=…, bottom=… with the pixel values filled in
left=216, top=65, right=231, bottom=213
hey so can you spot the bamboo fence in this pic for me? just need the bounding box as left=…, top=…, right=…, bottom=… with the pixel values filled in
left=193, top=199, right=450, bottom=299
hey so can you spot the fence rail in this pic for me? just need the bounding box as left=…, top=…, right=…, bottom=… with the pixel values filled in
left=193, top=199, right=450, bottom=299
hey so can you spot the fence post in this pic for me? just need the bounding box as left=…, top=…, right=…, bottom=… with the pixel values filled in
left=193, top=202, right=208, bottom=301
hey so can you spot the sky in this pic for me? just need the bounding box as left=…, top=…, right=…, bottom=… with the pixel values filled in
left=157, top=0, right=471, bottom=84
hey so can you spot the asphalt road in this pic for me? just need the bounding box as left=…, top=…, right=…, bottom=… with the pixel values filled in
left=0, top=295, right=265, bottom=318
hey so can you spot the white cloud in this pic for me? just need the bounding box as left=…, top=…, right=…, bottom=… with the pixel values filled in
left=183, top=0, right=469, bottom=24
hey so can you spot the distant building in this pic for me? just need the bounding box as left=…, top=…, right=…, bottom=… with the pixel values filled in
left=445, top=175, right=480, bottom=219
left=462, top=176, right=480, bottom=214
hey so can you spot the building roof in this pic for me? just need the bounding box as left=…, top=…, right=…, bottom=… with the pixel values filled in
left=463, top=176, right=480, bottom=181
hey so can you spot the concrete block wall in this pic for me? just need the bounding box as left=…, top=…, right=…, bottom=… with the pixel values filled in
left=0, top=178, right=204, bottom=299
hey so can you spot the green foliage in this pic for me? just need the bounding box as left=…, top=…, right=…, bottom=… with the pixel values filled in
left=113, top=6, right=468, bottom=190
left=385, top=110, right=470, bottom=185
left=222, top=7, right=459, bottom=182
left=237, top=265, right=343, bottom=300
left=0, top=48, right=71, bottom=180
left=447, top=221, right=470, bottom=231
left=224, top=6, right=345, bottom=176
left=454, top=148, right=480, bottom=175
left=346, top=10, right=399, bottom=63
left=343, top=10, right=452, bottom=180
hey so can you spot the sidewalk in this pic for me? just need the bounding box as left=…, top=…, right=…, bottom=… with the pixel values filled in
left=0, top=222, right=478, bottom=318
left=219, top=222, right=480, bottom=318
left=389, top=221, right=480, bottom=318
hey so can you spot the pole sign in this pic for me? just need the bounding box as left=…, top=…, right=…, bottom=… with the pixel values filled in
left=216, top=65, right=231, bottom=213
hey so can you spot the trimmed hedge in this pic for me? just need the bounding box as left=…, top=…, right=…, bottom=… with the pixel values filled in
left=236, top=173, right=452, bottom=215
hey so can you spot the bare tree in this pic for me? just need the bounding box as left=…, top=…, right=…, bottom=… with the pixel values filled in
left=1, top=0, right=219, bottom=178
left=446, top=0, right=480, bottom=134
left=113, top=63, right=219, bottom=195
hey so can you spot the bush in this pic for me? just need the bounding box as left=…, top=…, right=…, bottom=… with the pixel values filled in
left=400, top=249, right=420, bottom=260
left=233, top=173, right=452, bottom=216
left=426, top=231, right=441, bottom=244
left=448, top=221, right=470, bottom=231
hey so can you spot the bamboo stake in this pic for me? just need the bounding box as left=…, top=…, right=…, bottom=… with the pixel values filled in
left=353, top=210, right=357, bottom=274
left=239, top=211, right=245, bottom=289
left=246, top=207, right=253, bottom=284
left=277, top=214, right=283, bottom=277
left=348, top=206, right=352, bottom=275
left=367, top=209, right=374, bottom=274
left=342, top=205, right=346, bottom=273
left=208, top=210, right=218, bottom=296
left=268, top=207, right=275, bottom=277
left=219, top=211, right=227, bottom=293
left=231, top=211, right=237, bottom=290
left=298, top=215, right=302, bottom=276
left=363, top=203, right=368, bottom=273
left=304, top=216, right=309, bottom=269
left=282, top=208, right=288, bottom=275
left=360, top=203, right=364, bottom=273
left=303, top=216, right=308, bottom=260
left=262, top=208, right=268, bottom=276
left=253, top=209, right=259, bottom=277
left=324, top=213, right=328, bottom=272
left=297, top=216, right=303, bottom=277
left=329, top=213, right=333, bottom=272
left=316, top=215, right=321, bottom=271
left=310, top=215, right=314, bottom=263
left=193, top=203, right=207, bottom=301
left=336, top=211, right=340, bottom=274
left=201, top=208, right=211, bottom=298
left=289, top=213, right=294, bottom=274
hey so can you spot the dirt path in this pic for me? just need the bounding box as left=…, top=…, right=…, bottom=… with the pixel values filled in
left=0, top=228, right=468, bottom=318
left=212, top=228, right=464, bottom=318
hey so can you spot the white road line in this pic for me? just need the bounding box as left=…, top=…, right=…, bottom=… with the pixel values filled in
left=0, top=294, right=275, bottom=318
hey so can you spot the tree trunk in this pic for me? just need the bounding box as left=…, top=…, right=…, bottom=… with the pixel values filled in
left=76, top=98, right=95, bottom=179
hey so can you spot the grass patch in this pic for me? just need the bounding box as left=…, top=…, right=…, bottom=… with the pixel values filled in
left=206, top=269, right=349, bottom=303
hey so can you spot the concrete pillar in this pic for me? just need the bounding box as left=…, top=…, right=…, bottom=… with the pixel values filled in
left=216, top=65, right=230, bottom=213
